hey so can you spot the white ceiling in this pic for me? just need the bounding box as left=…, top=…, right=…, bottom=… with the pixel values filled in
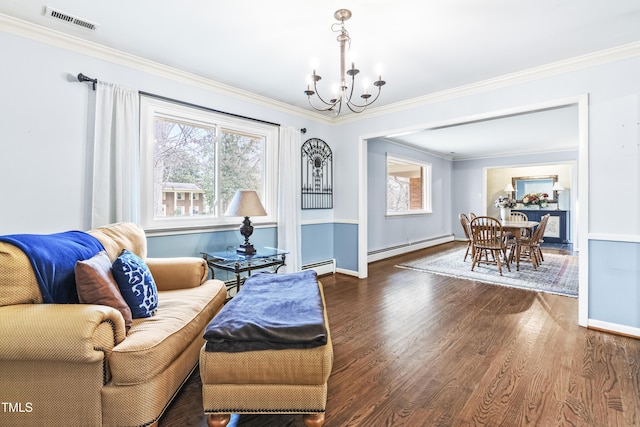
left=2, top=1, right=639, bottom=158
left=384, top=104, right=580, bottom=160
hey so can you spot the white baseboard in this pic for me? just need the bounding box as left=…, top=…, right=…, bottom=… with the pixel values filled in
left=336, top=267, right=359, bottom=277
left=367, top=235, right=455, bottom=263
left=302, top=259, right=336, bottom=276
left=588, top=319, right=640, bottom=338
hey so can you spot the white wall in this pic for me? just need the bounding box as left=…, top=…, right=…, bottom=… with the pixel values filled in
left=0, top=30, right=330, bottom=234
left=367, top=138, right=452, bottom=253
left=2, top=25, right=640, bottom=335
left=339, top=55, right=640, bottom=335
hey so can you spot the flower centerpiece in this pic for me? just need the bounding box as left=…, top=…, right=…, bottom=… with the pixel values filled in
left=522, top=192, right=549, bottom=208
left=494, top=195, right=516, bottom=221
left=494, top=196, right=516, bottom=209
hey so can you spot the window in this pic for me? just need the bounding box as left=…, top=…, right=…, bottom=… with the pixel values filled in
left=386, top=155, right=431, bottom=215
left=140, top=96, right=278, bottom=231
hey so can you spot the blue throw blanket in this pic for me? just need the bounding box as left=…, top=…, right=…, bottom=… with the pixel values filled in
left=0, top=231, right=105, bottom=304
left=203, top=270, right=328, bottom=352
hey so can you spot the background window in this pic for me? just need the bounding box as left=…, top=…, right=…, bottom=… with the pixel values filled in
left=386, top=155, right=432, bottom=215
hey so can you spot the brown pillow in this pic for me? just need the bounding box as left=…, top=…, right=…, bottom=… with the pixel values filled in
left=75, top=250, right=133, bottom=332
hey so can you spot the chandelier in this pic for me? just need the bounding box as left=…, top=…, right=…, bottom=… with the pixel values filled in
left=304, top=9, right=386, bottom=115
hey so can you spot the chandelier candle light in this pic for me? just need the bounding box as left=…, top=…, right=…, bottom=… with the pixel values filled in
left=304, top=8, right=386, bottom=115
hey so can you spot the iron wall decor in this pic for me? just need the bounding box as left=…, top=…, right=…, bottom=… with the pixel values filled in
left=301, top=138, right=333, bottom=209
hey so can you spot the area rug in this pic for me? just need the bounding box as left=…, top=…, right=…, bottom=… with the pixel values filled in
left=396, top=248, right=578, bottom=297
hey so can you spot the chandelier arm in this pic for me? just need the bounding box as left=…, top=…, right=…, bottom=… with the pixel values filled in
left=345, top=101, right=368, bottom=114
left=312, top=80, right=340, bottom=107
left=306, top=98, right=331, bottom=112
left=307, top=97, right=339, bottom=112
left=345, top=85, right=382, bottom=109
left=344, top=72, right=357, bottom=105
left=334, top=98, right=343, bottom=116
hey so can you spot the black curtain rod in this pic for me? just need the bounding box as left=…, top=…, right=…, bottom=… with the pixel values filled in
left=76, top=73, right=280, bottom=127
left=77, top=73, right=97, bottom=90
left=139, top=91, right=280, bottom=128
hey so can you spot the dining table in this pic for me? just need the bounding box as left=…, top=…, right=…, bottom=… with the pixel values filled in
left=500, top=220, right=539, bottom=271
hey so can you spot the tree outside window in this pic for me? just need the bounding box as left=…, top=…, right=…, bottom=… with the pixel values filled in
left=140, top=96, right=277, bottom=231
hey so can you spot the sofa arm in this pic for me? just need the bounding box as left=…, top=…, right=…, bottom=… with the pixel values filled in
left=0, top=304, right=126, bottom=362
left=146, top=257, right=208, bottom=291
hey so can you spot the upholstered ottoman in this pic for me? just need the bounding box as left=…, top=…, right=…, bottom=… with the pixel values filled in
left=199, top=271, right=333, bottom=427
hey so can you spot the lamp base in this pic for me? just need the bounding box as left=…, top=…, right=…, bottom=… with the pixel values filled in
left=236, top=244, right=256, bottom=255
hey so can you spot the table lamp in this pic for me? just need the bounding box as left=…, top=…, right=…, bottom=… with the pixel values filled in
left=552, top=182, right=565, bottom=210
left=225, top=190, right=267, bottom=255
left=504, top=183, right=515, bottom=197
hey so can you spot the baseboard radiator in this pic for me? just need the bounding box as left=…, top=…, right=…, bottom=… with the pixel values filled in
left=302, top=259, right=336, bottom=276
left=368, top=234, right=454, bottom=263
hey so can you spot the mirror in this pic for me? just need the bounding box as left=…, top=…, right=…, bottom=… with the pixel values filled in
left=512, top=175, right=558, bottom=203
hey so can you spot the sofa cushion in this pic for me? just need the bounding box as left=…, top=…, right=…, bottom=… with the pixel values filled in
left=88, top=222, right=147, bottom=262
left=112, top=249, right=158, bottom=318
left=75, top=250, right=133, bottom=331
left=108, top=280, right=226, bottom=385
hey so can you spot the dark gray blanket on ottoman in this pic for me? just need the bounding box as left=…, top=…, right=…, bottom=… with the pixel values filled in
left=203, top=270, right=328, bottom=352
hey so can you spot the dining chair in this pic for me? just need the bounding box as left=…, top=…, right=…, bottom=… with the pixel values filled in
left=459, top=213, right=474, bottom=262
left=470, top=216, right=511, bottom=275
left=469, top=212, right=477, bottom=220
left=510, top=214, right=550, bottom=270
left=509, top=211, right=528, bottom=221
left=508, top=211, right=530, bottom=238
left=533, top=214, right=550, bottom=263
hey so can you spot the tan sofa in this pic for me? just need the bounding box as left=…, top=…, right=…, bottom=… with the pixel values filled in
left=0, top=222, right=227, bottom=427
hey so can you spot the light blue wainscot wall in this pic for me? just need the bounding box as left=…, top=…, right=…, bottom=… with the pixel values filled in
left=146, top=227, right=277, bottom=258
left=146, top=227, right=278, bottom=283
left=301, top=222, right=334, bottom=266
left=333, top=222, right=359, bottom=274
left=589, top=240, right=640, bottom=330
left=147, top=223, right=344, bottom=273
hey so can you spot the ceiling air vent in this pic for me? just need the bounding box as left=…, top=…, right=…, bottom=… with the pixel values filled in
left=44, top=6, right=99, bottom=31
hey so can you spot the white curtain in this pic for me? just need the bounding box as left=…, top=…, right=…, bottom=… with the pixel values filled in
left=277, top=126, right=302, bottom=272
left=92, top=82, right=140, bottom=228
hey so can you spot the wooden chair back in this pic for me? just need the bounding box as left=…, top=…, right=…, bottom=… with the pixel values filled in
left=470, top=216, right=504, bottom=247
left=459, top=213, right=472, bottom=240
left=509, top=211, right=528, bottom=222
left=534, top=214, right=550, bottom=243
left=470, top=216, right=511, bottom=275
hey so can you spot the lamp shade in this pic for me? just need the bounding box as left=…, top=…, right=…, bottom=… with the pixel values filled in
left=504, top=183, right=515, bottom=192
left=552, top=182, right=565, bottom=191
left=225, top=190, right=267, bottom=217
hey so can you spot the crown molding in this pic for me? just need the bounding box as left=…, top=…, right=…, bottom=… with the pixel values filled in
left=0, top=13, right=333, bottom=125
left=3, top=12, right=639, bottom=127
left=334, top=41, right=640, bottom=124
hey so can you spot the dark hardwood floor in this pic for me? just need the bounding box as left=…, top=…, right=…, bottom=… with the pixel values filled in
left=159, top=242, right=640, bottom=427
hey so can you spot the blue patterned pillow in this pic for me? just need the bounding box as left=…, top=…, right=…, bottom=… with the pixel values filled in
left=112, top=249, right=158, bottom=318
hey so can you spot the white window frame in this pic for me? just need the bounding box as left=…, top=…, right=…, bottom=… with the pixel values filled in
left=386, top=154, right=432, bottom=216
left=140, top=96, right=278, bottom=231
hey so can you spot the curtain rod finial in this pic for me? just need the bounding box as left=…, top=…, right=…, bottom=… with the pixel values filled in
left=77, top=73, right=97, bottom=90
